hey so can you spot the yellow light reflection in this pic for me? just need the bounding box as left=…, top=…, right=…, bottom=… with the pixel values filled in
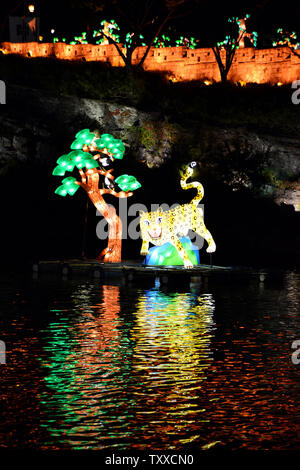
left=130, top=289, right=215, bottom=446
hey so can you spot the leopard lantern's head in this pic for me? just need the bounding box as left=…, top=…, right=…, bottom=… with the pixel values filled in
left=139, top=210, right=165, bottom=246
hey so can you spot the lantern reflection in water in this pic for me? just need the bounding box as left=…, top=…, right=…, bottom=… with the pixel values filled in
left=39, top=285, right=215, bottom=449
left=130, top=289, right=215, bottom=447
left=39, top=284, right=135, bottom=449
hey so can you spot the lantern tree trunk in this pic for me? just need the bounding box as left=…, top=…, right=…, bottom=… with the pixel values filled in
left=77, top=169, right=130, bottom=263
left=87, top=189, right=122, bottom=263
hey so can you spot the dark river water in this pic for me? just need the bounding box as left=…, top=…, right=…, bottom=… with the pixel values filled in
left=0, top=270, right=299, bottom=451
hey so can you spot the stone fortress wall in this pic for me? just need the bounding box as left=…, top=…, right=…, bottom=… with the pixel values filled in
left=2, top=41, right=300, bottom=84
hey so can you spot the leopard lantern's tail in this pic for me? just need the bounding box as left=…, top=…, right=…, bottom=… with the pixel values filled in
left=180, top=161, right=204, bottom=205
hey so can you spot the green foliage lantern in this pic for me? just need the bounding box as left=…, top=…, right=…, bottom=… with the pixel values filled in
left=115, top=174, right=141, bottom=192
left=53, top=149, right=99, bottom=181
left=95, top=134, right=125, bottom=160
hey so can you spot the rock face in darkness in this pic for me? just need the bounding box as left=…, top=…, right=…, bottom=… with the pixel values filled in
left=0, top=84, right=153, bottom=164
left=1, top=84, right=299, bottom=210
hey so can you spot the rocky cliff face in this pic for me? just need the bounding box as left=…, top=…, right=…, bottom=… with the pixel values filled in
left=1, top=84, right=299, bottom=210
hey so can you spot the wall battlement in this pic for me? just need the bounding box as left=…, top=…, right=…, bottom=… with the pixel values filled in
left=2, top=42, right=300, bottom=84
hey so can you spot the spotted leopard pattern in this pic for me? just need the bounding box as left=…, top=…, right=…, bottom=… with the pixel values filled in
left=140, top=163, right=216, bottom=268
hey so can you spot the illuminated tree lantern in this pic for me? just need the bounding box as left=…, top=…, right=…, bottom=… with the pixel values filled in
left=53, top=130, right=141, bottom=262
left=273, top=29, right=300, bottom=58
left=235, top=14, right=258, bottom=48
left=101, top=21, right=119, bottom=44
left=213, top=14, right=257, bottom=83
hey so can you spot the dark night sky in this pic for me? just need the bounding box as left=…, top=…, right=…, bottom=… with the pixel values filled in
left=0, top=0, right=299, bottom=44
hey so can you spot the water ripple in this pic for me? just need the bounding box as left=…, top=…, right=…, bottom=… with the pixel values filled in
left=0, top=272, right=299, bottom=450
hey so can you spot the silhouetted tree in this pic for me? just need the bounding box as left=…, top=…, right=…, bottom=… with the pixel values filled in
left=212, top=15, right=249, bottom=83
left=72, top=0, right=198, bottom=69
left=273, top=29, right=300, bottom=58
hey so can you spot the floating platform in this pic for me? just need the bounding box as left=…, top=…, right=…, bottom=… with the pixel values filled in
left=32, top=259, right=269, bottom=286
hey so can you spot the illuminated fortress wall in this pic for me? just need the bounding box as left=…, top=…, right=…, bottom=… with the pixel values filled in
left=2, top=42, right=300, bottom=84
